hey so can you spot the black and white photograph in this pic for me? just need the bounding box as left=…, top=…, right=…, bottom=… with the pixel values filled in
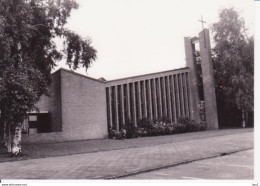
left=0, top=0, right=257, bottom=185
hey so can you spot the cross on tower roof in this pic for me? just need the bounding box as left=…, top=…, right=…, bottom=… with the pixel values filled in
left=198, top=15, right=206, bottom=30
left=198, top=15, right=207, bottom=48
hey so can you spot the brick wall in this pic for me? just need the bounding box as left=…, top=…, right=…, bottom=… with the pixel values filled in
left=37, top=70, right=62, bottom=132
left=60, top=69, right=108, bottom=140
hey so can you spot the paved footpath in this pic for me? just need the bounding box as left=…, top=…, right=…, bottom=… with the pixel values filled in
left=0, top=129, right=254, bottom=179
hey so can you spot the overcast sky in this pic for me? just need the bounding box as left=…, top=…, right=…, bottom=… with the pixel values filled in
left=56, top=0, right=254, bottom=80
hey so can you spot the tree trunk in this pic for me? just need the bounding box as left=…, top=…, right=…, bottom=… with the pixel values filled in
left=1, top=120, right=7, bottom=147
left=0, top=115, right=3, bottom=146
left=11, top=123, right=22, bottom=156
left=3, top=120, right=7, bottom=147
left=0, top=108, right=5, bottom=146
left=241, top=109, right=246, bottom=128
left=245, top=111, right=248, bottom=127
left=6, top=122, right=12, bottom=153
left=1, top=105, right=23, bottom=155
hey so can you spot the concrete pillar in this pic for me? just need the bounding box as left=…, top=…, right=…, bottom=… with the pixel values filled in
left=153, top=78, right=158, bottom=119
left=142, top=80, right=147, bottom=118
left=175, top=75, right=181, bottom=118
left=166, top=76, right=173, bottom=122
left=179, top=73, right=185, bottom=117
left=170, top=75, right=177, bottom=122
left=186, top=72, right=195, bottom=121
left=184, top=37, right=199, bottom=122
left=127, top=83, right=131, bottom=121
left=199, top=29, right=218, bottom=129
left=131, top=83, right=137, bottom=127
left=157, top=78, right=163, bottom=118
left=183, top=73, right=190, bottom=118
left=121, top=84, right=125, bottom=125
left=114, top=86, right=119, bottom=131
left=148, top=79, right=153, bottom=120
left=137, top=81, right=142, bottom=119
left=108, top=87, right=113, bottom=129
left=162, top=77, right=167, bottom=118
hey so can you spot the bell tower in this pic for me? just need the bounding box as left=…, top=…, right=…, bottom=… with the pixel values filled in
left=184, top=29, right=218, bottom=129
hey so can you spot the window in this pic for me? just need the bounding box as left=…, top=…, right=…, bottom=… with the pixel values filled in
left=29, top=115, right=37, bottom=121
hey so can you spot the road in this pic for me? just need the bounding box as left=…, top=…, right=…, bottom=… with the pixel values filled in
left=120, top=149, right=254, bottom=179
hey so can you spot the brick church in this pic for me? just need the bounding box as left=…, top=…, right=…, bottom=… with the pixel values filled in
left=22, top=29, right=218, bottom=143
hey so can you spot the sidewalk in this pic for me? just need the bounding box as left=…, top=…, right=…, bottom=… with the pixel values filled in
left=0, top=128, right=253, bottom=162
left=0, top=128, right=254, bottom=179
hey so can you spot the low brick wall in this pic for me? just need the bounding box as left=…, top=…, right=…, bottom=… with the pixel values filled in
left=22, top=131, right=109, bottom=144
left=22, top=133, right=64, bottom=144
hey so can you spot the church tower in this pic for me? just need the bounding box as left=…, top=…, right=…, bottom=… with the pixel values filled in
left=184, top=29, right=219, bottom=129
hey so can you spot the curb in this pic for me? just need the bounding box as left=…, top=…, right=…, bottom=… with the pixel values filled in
left=95, top=147, right=253, bottom=179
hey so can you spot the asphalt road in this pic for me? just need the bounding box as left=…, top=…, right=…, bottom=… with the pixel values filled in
left=121, top=149, right=254, bottom=180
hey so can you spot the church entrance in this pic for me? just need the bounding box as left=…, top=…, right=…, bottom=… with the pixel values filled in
left=23, top=112, right=51, bottom=134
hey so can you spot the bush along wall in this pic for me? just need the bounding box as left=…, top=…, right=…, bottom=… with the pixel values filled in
left=108, top=117, right=206, bottom=140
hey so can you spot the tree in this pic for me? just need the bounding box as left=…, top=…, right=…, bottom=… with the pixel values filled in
left=0, top=0, right=97, bottom=155
left=211, top=8, right=254, bottom=128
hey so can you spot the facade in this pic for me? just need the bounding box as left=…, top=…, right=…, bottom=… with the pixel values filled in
left=106, top=68, right=192, bottom=130
left=22, top=69, right=108, bottom=143
left=22, top=29, right=218, bottom=143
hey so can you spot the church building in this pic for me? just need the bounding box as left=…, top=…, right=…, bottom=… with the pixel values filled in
left=22, top=29, right=219, bottom=143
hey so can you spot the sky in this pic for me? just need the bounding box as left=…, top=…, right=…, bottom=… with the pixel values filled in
left=55, top=0, right=254, bottom=80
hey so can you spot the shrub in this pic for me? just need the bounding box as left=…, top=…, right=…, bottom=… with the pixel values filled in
left=177, top=117, right=203, bottom=132
left=124, top=124, right=138, bottom=138
left=109, top=117, right=205, bottom=140
left=137, top=118, right=152, bottom=129
left=108, top=127, right=126, bottom=139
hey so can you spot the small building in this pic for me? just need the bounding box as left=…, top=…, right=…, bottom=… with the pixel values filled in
left=22, top=29, right=218, bottom=143
left=22, top=69, right=108, bottom=143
